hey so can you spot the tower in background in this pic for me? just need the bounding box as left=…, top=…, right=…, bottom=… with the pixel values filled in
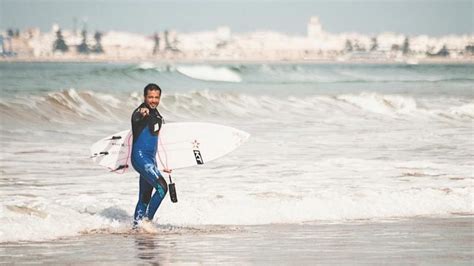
left=307, top=16, right=324, bottom=39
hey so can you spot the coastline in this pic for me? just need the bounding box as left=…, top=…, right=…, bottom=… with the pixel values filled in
left=1, top=55, right=473, bottom=65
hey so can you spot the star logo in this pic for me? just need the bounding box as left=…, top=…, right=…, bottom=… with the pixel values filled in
left=192, top=140, right=200, bottom=149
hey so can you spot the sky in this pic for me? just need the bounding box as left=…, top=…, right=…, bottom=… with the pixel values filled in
left=0, top=0, right=472, bottom=36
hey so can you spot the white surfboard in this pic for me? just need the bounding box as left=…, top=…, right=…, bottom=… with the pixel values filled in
left=90, top=122, right=250, bottom=174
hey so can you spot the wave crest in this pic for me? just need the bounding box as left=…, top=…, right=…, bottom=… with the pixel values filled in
left=176, top=65, right=242, bottom=82
left=1, top=89, right=472, bottom=126
left=337, top=93, right=418, bottom=116
left=0, top=89, right=131, bottom=125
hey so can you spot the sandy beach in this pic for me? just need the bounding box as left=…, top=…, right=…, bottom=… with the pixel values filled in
left=1, top=217, right=472, bottom=265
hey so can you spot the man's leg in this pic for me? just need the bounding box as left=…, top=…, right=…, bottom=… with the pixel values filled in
left=147, top=175, right=168, bottom=220
left=141, top=163, right=168, bottom=221
left=134, top=175, right=153, bottom=224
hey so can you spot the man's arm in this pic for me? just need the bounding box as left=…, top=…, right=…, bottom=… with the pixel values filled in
left=131, top=106, right=149, bottom=123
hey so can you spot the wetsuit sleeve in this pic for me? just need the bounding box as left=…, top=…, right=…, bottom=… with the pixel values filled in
left=132, top=108, right=144, bottom=123
left=132, top=103, right=148, bottom=123
left=131, top=103, right=149, bottom=144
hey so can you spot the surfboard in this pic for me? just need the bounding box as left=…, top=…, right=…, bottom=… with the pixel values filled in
left=90, top=122, right=250, bottom=174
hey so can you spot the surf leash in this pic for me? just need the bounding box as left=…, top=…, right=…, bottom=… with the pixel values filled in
left=158, top=129, right=178, bottom=203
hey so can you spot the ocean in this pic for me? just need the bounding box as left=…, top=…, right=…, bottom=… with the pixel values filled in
left=0, top=62, right=473, bottom=264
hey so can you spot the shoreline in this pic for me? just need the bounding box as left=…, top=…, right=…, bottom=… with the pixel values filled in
left=1, top=217, right=472, bottom=264
left=1, top=56, right=473, bottom=65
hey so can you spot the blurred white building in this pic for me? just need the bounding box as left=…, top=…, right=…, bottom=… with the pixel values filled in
left=307, top=16, right=325, bottom=39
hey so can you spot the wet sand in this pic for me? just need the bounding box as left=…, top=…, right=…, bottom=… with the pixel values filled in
left=1, top=217, right=472, bottom=265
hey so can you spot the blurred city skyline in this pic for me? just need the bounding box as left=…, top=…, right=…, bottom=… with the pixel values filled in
left=1, top=0, right=472, bottom=36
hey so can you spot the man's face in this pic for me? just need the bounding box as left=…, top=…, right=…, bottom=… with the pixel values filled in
left=145, top=90, right=161, bottom=109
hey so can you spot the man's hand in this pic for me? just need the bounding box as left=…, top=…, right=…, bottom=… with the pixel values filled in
left=139, top=107, right=150, bottom=117
left=163, top=168, right=173, bottom=174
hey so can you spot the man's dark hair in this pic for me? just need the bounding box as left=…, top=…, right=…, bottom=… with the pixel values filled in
left=143, top=83, right=162, bottom=97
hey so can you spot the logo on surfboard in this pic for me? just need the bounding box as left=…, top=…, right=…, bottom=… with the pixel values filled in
left=193, top=150, right=204, bottom=164
left=191, top=140, right=204, bottom=164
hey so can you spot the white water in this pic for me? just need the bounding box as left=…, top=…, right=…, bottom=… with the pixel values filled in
left=176, top=65, right=242, bottom=82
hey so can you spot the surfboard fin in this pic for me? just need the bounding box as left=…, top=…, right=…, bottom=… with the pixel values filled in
left=90, top=151, right=109, bottom=158
left=112, top=164, right=129, bottom=172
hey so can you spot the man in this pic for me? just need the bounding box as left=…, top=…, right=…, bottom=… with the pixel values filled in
left=131, top=83, right=170, bottom=226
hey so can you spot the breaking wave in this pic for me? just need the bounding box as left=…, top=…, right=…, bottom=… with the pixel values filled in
left=79, top=63, right=474, bottom=85
left=129, top=63, right=474, bottom=83
left=1, top=89, right=472, bottom=126
left=176, top=65, right=242, bottom=82
left=0, top=89, right=134, bottom=125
